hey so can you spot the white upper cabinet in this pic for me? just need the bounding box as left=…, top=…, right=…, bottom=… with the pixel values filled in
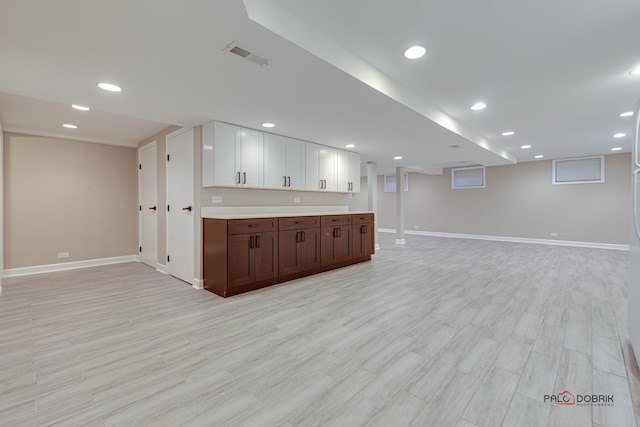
left=204, top=121, right=358, bottom=193
left=306, top=142, right=337, bottom=191
left=337, top=149, right=361, bottom=193
left=202, top=121, right=263, bottom=188
left=264, top=134, right=305, bottom=190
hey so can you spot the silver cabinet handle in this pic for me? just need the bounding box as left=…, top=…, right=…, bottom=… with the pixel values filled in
left=236, top=172, right=241, bottom=184
left=287, top=176, right=291, bottom=187
left=242, top=172, right=246, bottom=184
left=283, top=176, right=287, bottom=187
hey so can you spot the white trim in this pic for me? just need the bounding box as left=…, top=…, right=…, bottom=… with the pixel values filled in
left=378, top=228, right=629, bottom=251
left=156, top=264, right=168, bottom=274
left=552, top=155, right=605, bottom=185
left=192, top=278, right=204, bottom=290
left=452, top=165, right=486, bottom=189
left=3, top=255, right=139, bottom=278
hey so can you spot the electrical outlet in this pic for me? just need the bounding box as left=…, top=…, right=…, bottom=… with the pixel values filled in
left=414, top=225, right=419, bottom=229
left=58, top=252, right=70, bottom=259
left=212, top=196, right=222, bottom=203
left=293, top=197, right=301, bottom=204
left=550, top=232, right=558, bottom=238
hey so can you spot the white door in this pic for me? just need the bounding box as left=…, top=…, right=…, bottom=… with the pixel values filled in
left=305, top=142, right=320, bottom=191
left=139, top=141, right=157, bottom=268
left=167, top=128, right=195, bottom=285
left=213, top=122, right=239, bottom=187
left=286, top=137, right=305, bottom=190
left=336, top=149, right=349, bottom=192
left=240, top=128, right=264, bottom=188
left=319, top=147, right=337, bottom=191
left=263, top=133, right=287, bottom=189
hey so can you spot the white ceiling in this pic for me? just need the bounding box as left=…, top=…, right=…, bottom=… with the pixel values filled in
left=1, top=0, right=639, bottom=174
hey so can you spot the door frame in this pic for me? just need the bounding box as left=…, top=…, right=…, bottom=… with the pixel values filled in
left=138, top=140, right=157, bottom=269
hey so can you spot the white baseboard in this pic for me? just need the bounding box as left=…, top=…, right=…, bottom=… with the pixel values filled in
left=192, top=278, right=204, bottom=290
left=3, top=255, right=139, bottom=278
left=156, top=264, right=168, bottom=274
left=378, top=228, right=629, bottom=251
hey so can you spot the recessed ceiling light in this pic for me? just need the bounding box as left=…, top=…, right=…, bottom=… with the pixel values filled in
left=614, top=133, right=626, bottom=138
left=97, top=82, right=122, bottom=92
left=394, top=156, right=403, bottom=160
left=620, top=111, right=634, bottom=117
left=501, top=131, right=515, bottom=136
left=630, top=67, right=640, bottom=75
left=521, top=145, right=531, bottom=149
left=72, top=104, right=90, bottom=111
left=611, top=147, right=623, bottom=151
left=470, top=102, right=487, bottom=111
left=261, top=122, right=275, bottom=128
left=404, top=45, right=426, bottom=59
left=534, top=155, right=544, bottom=159
left=63, top=123, right=78, bottom=129
left=345, top=144, right=355, bottom=148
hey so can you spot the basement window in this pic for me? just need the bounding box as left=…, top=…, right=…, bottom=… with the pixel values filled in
left=553, top=156, right=604, bottom=185
left=384, top=173, right=409, bottom=192
left=452, top=166, right=485, bottom=189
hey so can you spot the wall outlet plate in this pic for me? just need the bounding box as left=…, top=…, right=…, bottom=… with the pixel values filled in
left=550, top=232, right=558, bottom=238
left=212, top=196, right=222, bottom=203
left=293, top=197, right=301, bottom=203
left=58, top=252, right=70, bottom=259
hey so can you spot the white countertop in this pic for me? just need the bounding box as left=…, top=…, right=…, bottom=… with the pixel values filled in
left=202, top=211, right=373, bottom=219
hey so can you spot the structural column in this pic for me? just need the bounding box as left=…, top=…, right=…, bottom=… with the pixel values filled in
left=395, top=166, right=406, bottom=244
left=366, top=161, right=379, bottom=250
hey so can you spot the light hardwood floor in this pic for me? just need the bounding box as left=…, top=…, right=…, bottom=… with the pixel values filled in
left=1, top=233, right=638, bottom=426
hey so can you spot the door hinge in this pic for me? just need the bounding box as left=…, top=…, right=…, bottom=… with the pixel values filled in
left=139, top=246, right=142, bottom=253
left=139, top=205, right=142, bottom=211
left=167, top=205, right=170, bottom=212
left=167, top=255, right=170, bottom=262
left=139, top=164, right=142, bottom=170
left=167, top=154, right=170, bottom=161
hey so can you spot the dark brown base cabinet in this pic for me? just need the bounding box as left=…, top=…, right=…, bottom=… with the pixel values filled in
left=203, top=213, right=374, bottom=297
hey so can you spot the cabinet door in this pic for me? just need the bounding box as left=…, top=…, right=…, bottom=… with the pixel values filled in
left=321, top=227, right=336, bottom=266
left=352, top=223, right=372, bottom=258
left=318, top=147, right=337, bottom=191
left=286, top=138, right=306, bottom=190
left=299, top=228, right=321, bottom=271
left=264, top=133, right=288, bottom=190
left=305, top=142, right=320, bottom=191
left=336, top=149, right=350, bottom=192
left=254, top=231, right=278, bottom=282
left=279, top=229, right=301, bottom=276
left=335, top=226, right=352, bottom=262
left=227, top=234, right=253, bottom=288
left=348, top=151, right=361, bottom=193
left=213, top=122, right=240, bottom=187
left=240, top=128, right=264, bottom=188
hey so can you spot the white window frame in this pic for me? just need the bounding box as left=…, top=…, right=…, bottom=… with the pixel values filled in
left=384, top=173, right=409, bottom=192
left=451, top=166, right=485, bottom=189
left=552, top=155, right=604, bottom=185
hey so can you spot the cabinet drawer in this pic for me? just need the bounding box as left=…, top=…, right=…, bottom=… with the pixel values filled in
left=352, top=213, right=374, bottom=224
left=321, top=215, right=352, bottom=227
left=279, top=216, right=320, bottom=231
left=228, top=218, right=277, bottom=235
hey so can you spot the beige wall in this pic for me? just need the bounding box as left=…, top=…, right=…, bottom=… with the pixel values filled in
left=351, top=153, right=631, bottom=245
left=4, top=132, right=138, bottom=269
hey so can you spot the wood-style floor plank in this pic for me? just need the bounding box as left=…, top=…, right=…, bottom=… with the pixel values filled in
left=0, top=233, right=638, bottom=426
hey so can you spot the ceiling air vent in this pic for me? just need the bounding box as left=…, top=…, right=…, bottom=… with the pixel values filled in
left=449, top=145, right=462, bottom=149
left=224, top=42, right=269, bottom=66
